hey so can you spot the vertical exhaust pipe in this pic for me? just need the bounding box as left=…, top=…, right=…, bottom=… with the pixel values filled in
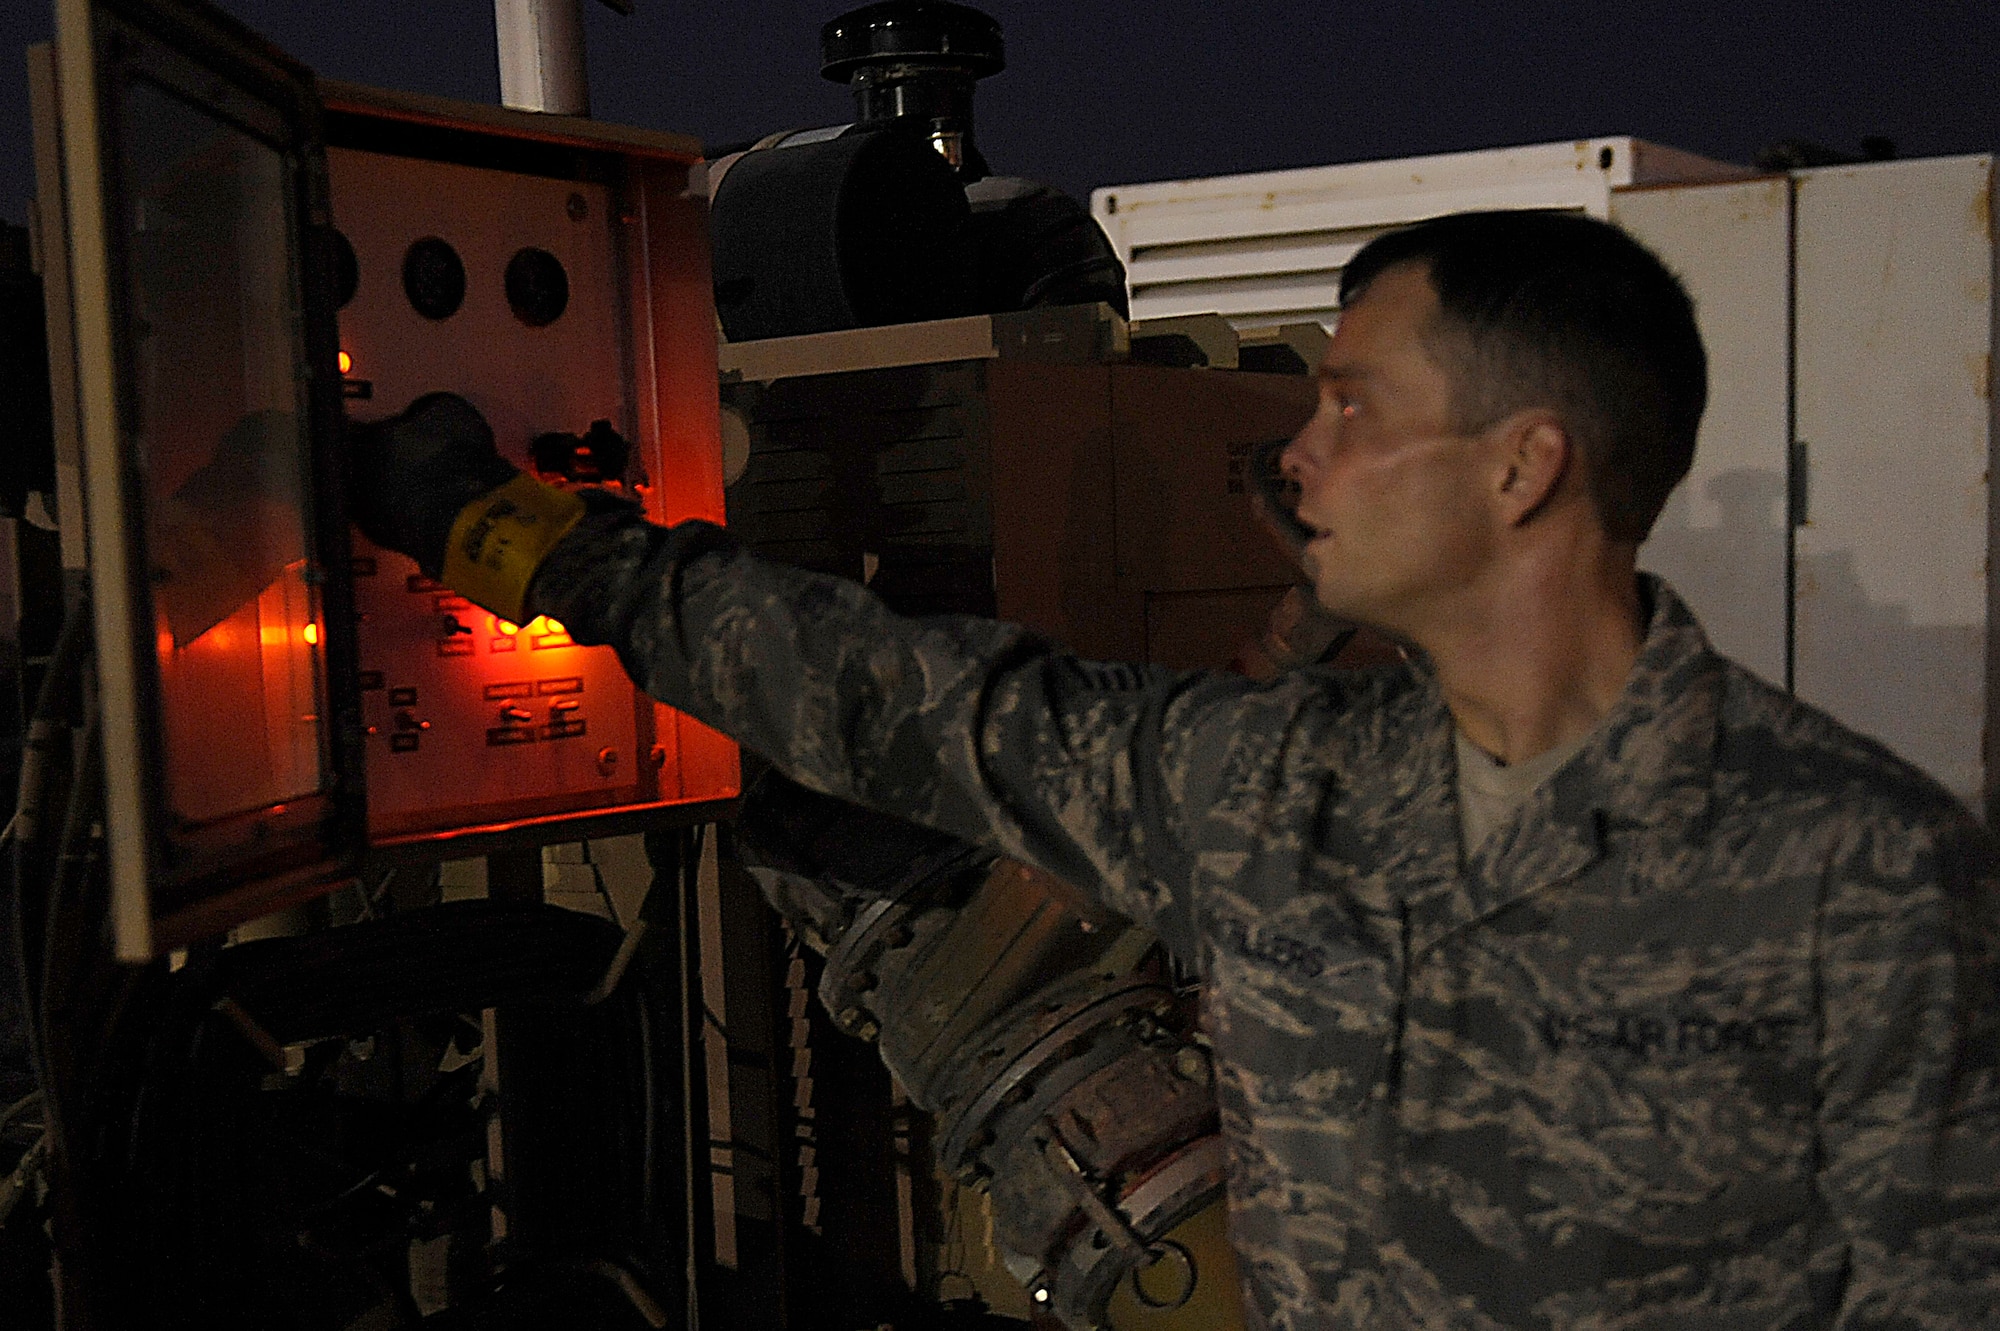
left=494, top=0, right=591, bottom=116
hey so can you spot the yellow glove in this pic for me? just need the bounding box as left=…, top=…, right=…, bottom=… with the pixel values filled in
left=348, top=392, right=585, bottom=623
left=439, top=470, right=586, bottom=624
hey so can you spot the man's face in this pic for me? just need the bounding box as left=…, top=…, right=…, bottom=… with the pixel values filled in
left=1280, top=263, right=1499, bottom=634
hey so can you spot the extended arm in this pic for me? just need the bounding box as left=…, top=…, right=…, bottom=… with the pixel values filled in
left=346, top=393, right=1267, bottom=954
left=535, top=506, right=1214, bottom=941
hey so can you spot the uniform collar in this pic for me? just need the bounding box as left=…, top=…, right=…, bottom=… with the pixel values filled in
left=1404, top=575, right=1726, bottom=952
left=1558, top=574, right=1726, bottom=835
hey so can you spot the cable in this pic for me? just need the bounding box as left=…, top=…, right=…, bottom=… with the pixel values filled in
left=10, top=581, right=90, bottom=854
left=0, top=1090, right=41, bottom=1139
left=4, top=587, right=94, bottom=1321
left=35, top=703, right=101, bottom=1193
left=10, top=584, right=91, bottom=1100
left=41, top=705, right=102, bottom=1041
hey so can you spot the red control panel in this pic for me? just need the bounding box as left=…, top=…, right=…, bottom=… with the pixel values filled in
left=324, top=85, right=737, bottom=849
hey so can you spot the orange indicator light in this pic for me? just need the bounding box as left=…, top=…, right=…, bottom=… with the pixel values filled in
left=338, top=350, right=353, bottom=374
left=543, top=619, right=565, bottom=636
left=302, top=622, right=319, bottom=645
left=493, top=617, right=520, bottom=635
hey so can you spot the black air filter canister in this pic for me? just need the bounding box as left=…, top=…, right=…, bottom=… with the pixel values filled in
left=708, top=125, right=973, bottom=342
left=821, top=0, right=1004, bottom=178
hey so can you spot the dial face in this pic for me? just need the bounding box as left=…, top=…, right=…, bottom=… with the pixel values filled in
left=330, top=228, right=360, bottom=309
left=402, top=236, right=465, bottom=321
left=505, top=246, right=570, bottom=328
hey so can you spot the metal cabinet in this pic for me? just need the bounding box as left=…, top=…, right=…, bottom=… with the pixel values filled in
left=1614, top=178, right=1793, bottom=689
left=1790, top=157, right=1996, bottom=814
left=32, top=0, right=737, bottom=958
left=1632, top=155, right=1999, bottom=816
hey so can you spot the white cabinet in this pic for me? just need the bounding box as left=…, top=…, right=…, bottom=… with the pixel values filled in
left=1617, top=178, right=1793, bottom=689
left=1790, top=157, right=1996, bottom=812
left=1624, top=159, right=1996, bottom=814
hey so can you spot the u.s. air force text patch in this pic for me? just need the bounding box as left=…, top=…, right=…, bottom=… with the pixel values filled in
left=1538, top=1007, right=1802, bottom=1061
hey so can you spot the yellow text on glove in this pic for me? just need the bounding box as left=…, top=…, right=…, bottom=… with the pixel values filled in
left=440, top=472, right=587, bottom=623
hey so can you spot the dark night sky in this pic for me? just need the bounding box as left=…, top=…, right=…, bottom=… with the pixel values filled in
left=4, top=1, right=1999, bottom=228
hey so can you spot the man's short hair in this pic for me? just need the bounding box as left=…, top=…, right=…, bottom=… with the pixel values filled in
left=1340, top=210, right=1707, bottom=543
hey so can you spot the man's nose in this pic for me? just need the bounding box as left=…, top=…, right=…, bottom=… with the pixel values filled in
left=1279, top=433, right=1308, bottom=482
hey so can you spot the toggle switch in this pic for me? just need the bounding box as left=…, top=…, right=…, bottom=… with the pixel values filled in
left=499, top=704, right=534, bottom=725
left=532, top=419, right=630, bottom=486
left=395, top=709, right=431, bottom=732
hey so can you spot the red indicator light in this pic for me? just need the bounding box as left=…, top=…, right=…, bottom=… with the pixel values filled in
left=338, top=350, right=353, bottom=374
left=302, top=623, right=319, bottom=645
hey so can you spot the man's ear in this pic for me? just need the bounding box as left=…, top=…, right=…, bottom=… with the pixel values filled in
left=1490, top=410, right=1571, bottom=528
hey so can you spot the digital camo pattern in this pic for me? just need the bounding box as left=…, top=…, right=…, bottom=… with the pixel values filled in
left=531, top=513, right=2000, bottom=1329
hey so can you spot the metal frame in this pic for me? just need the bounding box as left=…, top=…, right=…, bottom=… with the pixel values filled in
left=51, top=0, right=365, bottom=958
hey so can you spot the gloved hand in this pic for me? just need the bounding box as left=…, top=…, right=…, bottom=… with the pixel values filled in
left=346, top=392, right=585, bottom=621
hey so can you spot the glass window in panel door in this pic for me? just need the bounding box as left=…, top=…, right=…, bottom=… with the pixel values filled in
left=118, top=74, right=329, bottom=827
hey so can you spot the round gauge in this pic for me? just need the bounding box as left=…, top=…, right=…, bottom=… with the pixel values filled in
left=402, top=236, right=465, bottom=320
left=329, top=228, right=360, bottom=309
left=505, top=247, right=570, bottom=328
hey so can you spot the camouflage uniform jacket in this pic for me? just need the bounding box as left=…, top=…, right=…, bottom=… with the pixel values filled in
left=531, top=513, right=2000, bottom=1329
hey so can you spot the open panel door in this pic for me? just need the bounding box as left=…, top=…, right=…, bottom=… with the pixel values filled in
left=49, top=0, right=363, bottom=958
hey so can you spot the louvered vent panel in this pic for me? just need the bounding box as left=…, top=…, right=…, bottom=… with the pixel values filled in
left=1126, top=226, right=1388, bottom=328
left=1091, top=139, right=1711, bottom=333
left=1122, top=202, right=1595, bottom=330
